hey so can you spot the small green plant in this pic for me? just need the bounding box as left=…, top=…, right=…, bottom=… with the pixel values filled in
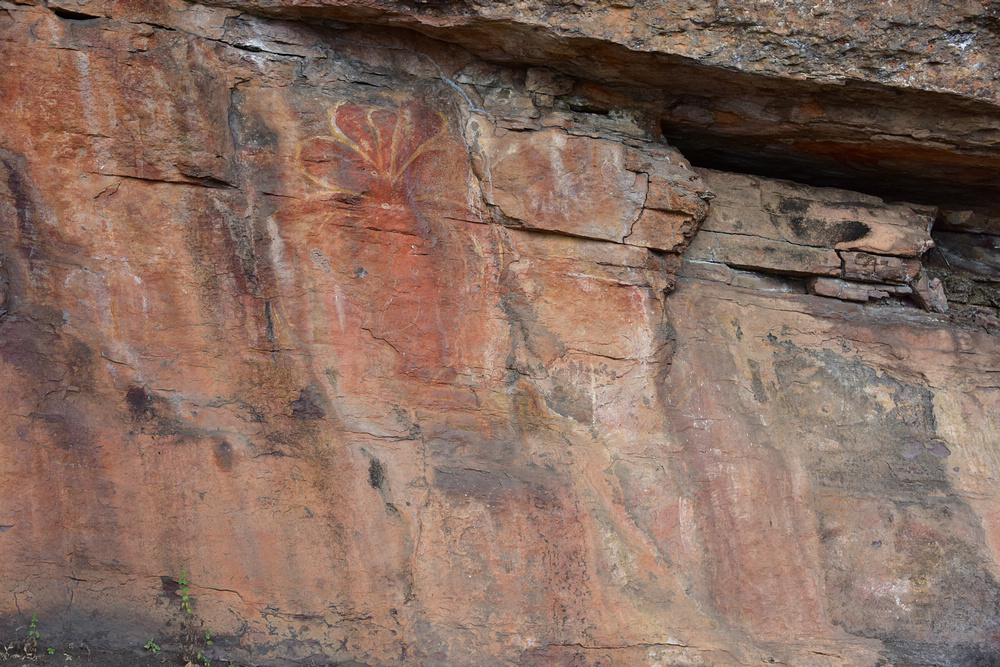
left=176, top=568, right=216, bottom=665
left=198, top=628, right=214, bottom=665
left=24, top=614, right=39, bottom=657
left=144, top=637, right=161, bottom=653
left=179, top=568, right=194, bottom=616
left=47, top=647, right=55, bottom=655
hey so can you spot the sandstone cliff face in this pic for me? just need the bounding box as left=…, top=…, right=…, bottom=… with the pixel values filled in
left=0, top=2, right=999, bottom=666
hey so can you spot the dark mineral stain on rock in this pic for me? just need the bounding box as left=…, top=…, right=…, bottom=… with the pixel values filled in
left=214, top=440, right=234, bottom=472
left=1, top=154, right=35, bottom=240
left=229, top=96, right=279, bottom=150
left=879, top=641, right=1000, bottom=667
left=833, top=219, right=871, bottom=244
left=901, top=439, right=924, bottom=460
left=901, top=439, right=952, bottom=460
left=159, top=575, right=180, bottom=598
left=29, top=409, right=93, bottom=451
left=290, top=385, right=325, bottom=421
left=927, top=440, right=952, bottom=459
left=125, top=385, right=154, bottom=419
left=368, top=458, right=386, bottom=490
left=0, top=258, right=8, bottom=322
left=748, top=358, right=767, bottom=403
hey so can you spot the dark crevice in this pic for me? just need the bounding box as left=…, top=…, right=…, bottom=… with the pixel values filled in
left=654, top=77, right=1000, bottom=215
left=195, top=175, right=238, bottom=189
left=925, top=228, right=1000, bottom=334
left=50, top=7, right=102, bottom=21
left=89, top=172, right=237, bottom=190
left=660, top=115, right=1000, bottom=215
left=567, top=102, right=611, bottom=115
left=229, top=42, right=265, bottom=53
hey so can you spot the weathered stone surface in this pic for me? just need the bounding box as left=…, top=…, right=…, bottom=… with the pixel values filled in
left=188, top=0, right=1000, bottom=215
left=690, top=168, right=943, bottom=310
left=698, top=168, right=936, bottom=257
left=192, top=0, right=1000, bottom=106
left=0, top=18, right=239, bottom=187
left=0, top=7, right=711, bottom=663
left=472, top=125, right=709, bottom=252
left=933, top=231, right=1000, bottom=280
left=1, top=2, right=999, bottom=666
left=687, top=231, right=843, bottom=277
left=808, top=277, right=878, bottom=302
left=678, top=259, right=736, bottom=285
left=477, top=128, right=646, bottom=241
left=913, top=272, right=951, bottom=313
left=841, top=251, right=922, bottom=284
left=941, top=209, right=1000, bottom=235
left=663, top=276, right=1000, bottom=664
left=808, top=277, right=912, bottom=303
left=629, top=154, right=711, bottom=252
left=922, top=226, right=1000, bottom=330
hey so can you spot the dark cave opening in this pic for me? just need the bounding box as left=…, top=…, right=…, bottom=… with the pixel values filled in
left=658, top=113, right=1000, bottom=218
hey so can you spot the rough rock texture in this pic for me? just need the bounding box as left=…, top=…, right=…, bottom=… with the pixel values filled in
left=686, top=169, right=942, bottom=307
left=190, top=0, right=1000, bottom=101
left=186, top=0, right=1000, bottom=213
left=1, top=1, right=1000, bottom=666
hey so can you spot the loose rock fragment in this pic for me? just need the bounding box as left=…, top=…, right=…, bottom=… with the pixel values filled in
left=912, top=273, right=950, bottom=313
left=840, top=251, right=921, bottom=284
left=807, top=277, right=910, bottom=302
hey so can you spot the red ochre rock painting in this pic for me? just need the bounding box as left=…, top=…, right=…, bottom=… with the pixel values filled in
left=275, top=95, right=494, bottom=388
left=2, top=5, right=1000, bottom=665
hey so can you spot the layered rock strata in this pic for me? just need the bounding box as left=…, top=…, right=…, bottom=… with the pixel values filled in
left=686, top=169, right=947, bottom=310
left=0, top=2, right=998, bottom=666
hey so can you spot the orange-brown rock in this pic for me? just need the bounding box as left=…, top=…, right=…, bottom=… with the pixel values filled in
left=662, top=275, right=1000, bottom=663
left=1, top=2, right=999, bottom=667
left=807, top=276, right=912, bottom=303
left=473, top=126, right=708, bottom=252
left=188, top=0, right=1000, bottom=214
left=688, top=231, right=844, bottom=277
left=695, top=169, right=937, bottom=258
left=840, top=252, right=922, bottom=285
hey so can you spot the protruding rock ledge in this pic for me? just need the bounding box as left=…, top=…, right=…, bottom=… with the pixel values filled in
left=840, top=251, right=921, bottom=284
left=686, top=168, right=949, bottom=312
left=470, top=117, right=711, bottom=255
left=693, top=169, right=936, bottom=257
left=807, top=277, right=912, bottom=303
